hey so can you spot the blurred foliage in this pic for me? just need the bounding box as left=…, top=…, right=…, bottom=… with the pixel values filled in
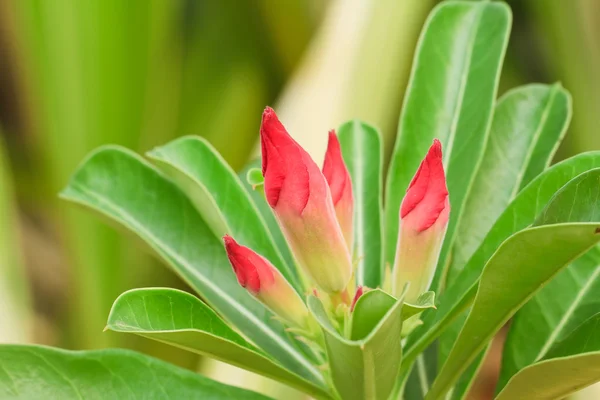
left=0, top=0, right=598, bottom=399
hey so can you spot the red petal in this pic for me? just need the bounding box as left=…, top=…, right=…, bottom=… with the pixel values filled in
left=400, top=139, right=449, bottom=232
left=350, top=286, right=364, bottom=312
left=323, top=130, right=352, bottom=205
left=223, top=235, right=274, bottom=294
left=260, top=107, right=310, bottom=212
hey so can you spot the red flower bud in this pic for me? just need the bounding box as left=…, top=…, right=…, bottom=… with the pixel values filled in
left=350, top=286, right=364, bottom=312
left=224, top=235, right=308, bottom=328
left=260, top=107, right=352, bottom=294
left=400, top=139, right=449, bottom=231
left=323, top=130, right=354, bottom=250
left=392, top=140, right=450, bottom=302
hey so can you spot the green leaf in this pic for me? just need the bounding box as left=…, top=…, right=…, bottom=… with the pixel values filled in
left=496, top=313, right=600, bottom=400
left=402, top=291, right=436, bottom=321
left=533, top=171, right=600, bottom=226
left=426, top=223, right=600, bottom=399
left=403, top=152, right=600, bottom=367
left=402, top=350, right=437, bottom=400
left=246, top=167, right=264, bottom=188
left=518, top=86, right=572, bottom=189
left=350, top=289, right=396, bottom=340
left=0, top=345, right=272, bottom=399
left=308, top=291, right=404, bottom=400
left=60, top=146, right=323, bottom=387
left=348, top=289, right=430, bottom=340
left=426, top=168, right=600, bottom=398
left=106, top=288, right=331, bottom=398
left=450, top=83, right=572, bottom=281
left=448, top=347, right=489, bottom=400
left=147, top=136, right=300, bottom=290
left=438, top=83, right=571, bottom=399
left=338, top=121, right=384, bottom=288
left=384, top=1, right=511, bottom=292
left=497, top=246, right=600, bottom=390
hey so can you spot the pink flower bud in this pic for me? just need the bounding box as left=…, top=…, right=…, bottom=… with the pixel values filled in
left=224, top=235, right=309, bottom=328
left=323, top=130, right=354, bottom=251
left=392, top=139, right=450, bottom=303
left=260, top=107, right=352, bottom=294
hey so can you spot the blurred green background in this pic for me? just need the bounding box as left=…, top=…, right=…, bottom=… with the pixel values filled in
left=0, top=1, right=598, bottom=399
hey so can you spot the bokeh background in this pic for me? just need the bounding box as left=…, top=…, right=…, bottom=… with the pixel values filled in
left=0, top=1, right=599, bottom=399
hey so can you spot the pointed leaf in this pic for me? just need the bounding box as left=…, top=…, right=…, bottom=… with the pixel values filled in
left=338, top=121, right=384, bottom=288
left=425, top=169, right=600, bottom=398
left=426, top=223, right=600, bottom=399
left=403, top=152, right=600, bottom=366
left=350, top=289, right=396, bottom=340
left=60, top=147, right=323, bottom=387
left=309, top=291, right=404, bottom=400
left=439, top=83, right=571, bottom=399
left=402, top=291, right=436, bottom=321
left=106, top=288, right=331, bottom=398
left=0, top=345, right=272, bottom=399
left=450, top=83, right=571, bottom=281
left=384, top=1, right=511, bottom=294
left=497, top=246, right=600, bottom=390
left=147, top=136, right=300, bottom=290
left=496, top=313, right=600, bottom=400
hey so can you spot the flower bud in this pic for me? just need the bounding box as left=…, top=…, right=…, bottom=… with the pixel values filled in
left=223, top=235, right=309, bottom=328
left=392, top=139, right=450, bottom=303
left=260, top=107, right=352, bottom=294
left=350, top=286, right=364, bottom=312
left=323, top=130, right=354, bottom=251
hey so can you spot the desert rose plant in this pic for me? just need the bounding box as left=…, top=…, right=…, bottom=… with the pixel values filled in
left=2, top=1, right=600, bottom=399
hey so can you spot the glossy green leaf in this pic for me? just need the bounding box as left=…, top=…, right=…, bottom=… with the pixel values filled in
left=348, top=290, right=432, bottom=342
left=60, top=147, right=323, bottom=387
left=426, top=169, right=600, bottom=398
left=402, top=350, right=437, bottom=400
left=496, top=313, right=600, bottom=400
left=147, top=136, right=300, bottom=290
left=350, top=289, right=395, bottom=340
left=534, top=171, right=600, bottom=226
left=497, top=247, right=600, bottom=389
left=403, top=152, right=600, bottom=367
left=450, top=83, right=571, bottom=281
left=438, top=83, right=571, bottom=399
left=450, top=351, right=488, bottom=400
left=0, top=345, right=272, bottom=399
left=106, top=288, right=331, bottom=398
left=338, top=120, right=384, bottom=288
left=308, top=292, right=404, bottom=400
left=384, top=1, right=511, bottom=293
left=403, top=291, right=436, bottom=321
left=426, top=223, right=600, bottom=400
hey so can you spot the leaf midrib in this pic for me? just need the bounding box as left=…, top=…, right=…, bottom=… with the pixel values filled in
left=534, top=263, right=600, bottom=361
left=442, top=3, right=484, bottom=167
left=511, top=85, right=560, bottom=197
left=149, top=140, right=300, bottom=289
left=64, top=182, right=324, bottom=385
